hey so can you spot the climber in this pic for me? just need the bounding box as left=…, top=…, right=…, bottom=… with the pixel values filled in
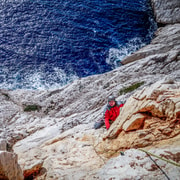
left=104, top=95, right=124, bottom=130
left=94, top=95, right=124, bottom=130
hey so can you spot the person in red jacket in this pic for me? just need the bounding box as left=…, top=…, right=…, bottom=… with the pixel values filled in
left=104, top=95, right=124, bottom=130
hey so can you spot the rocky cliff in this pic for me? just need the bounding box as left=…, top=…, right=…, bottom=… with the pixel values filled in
left=0, top=0, right=180, bottom=179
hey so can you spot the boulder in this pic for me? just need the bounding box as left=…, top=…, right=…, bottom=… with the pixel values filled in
left=0, top=151, right=23, bottom=180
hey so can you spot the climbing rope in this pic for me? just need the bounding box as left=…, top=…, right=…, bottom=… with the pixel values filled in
left=138, top=148, right=180, bottom=180
left=138, top=148, right=180, bottom=167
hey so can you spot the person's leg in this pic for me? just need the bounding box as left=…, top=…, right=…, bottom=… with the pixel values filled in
left=94, top=118, right=105, bottom=129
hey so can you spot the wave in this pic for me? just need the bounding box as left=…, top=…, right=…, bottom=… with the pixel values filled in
left=106, top=38, right=146, bottom=68
left=0, top=66, right=78, bottom=90
left=106, top=7, right=157, bottom=68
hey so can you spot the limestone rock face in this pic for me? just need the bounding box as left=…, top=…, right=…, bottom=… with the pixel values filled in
left=96, top=146, right=180, bottom=180
left=121, top=23, right=180, bottom=64
left=98, top=80, right=180, bottom=156
left=151, top=0, right=180, bottom=24
left=0, top=0, right=180, bottom=179
left=0, top=140, right=23, bottom=180
left=5, top=81, right=179, bottom=179
left=123, top=113, right=145, bottom=131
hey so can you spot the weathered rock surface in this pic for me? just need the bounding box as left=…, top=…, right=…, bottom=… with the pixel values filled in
left=151, top=0, right=180, bottom=24
left=121, top=23, right=180, bottom=64
left=11, top=80, right=180, bottom=179
left=0, top=0, right=180, bottom=179
left=0, top=140, right=23, bottom=180
left=1, top=71, right=179, bottom=179
left=97, top=80, right=180, bottom=156
left=96, top=144, right=180, bottom=180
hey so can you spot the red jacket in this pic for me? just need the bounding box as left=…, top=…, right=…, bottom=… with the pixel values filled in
left=104, top=103, right=124, bottom=129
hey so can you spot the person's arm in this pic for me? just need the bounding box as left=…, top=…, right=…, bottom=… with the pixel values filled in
left=117, top=100, right=125, bottom=106
left=119, top=103, right=124, bottom=108
left=116, top=100, right=124, bottom=111
left=104, top=110, right=110, bottom=130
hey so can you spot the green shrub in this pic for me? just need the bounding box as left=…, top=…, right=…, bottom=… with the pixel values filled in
left=2, top=93, right=10, bottom=100
left=119, top=82, right=144, bottom=95
left=24, top=105, right=41, bottom=112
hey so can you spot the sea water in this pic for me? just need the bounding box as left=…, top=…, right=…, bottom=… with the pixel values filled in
left=0, top=0, right=157, bottom=89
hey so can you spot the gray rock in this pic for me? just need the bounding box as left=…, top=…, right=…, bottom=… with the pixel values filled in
left=121, top=23, right=180, bottom=64
left=151, top=0, right=180, bottom=24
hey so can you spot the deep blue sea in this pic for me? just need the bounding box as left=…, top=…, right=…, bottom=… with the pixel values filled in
left=0, top=0, right=157, bottom=89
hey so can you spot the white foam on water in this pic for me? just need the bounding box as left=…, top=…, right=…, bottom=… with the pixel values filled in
left=106, top=37, right=147, bottom=68
left=106, top=8, right=157, bottom=69
left=0, top=65, right=78, bottom=90
left=23, top=67, right=78, bottom=90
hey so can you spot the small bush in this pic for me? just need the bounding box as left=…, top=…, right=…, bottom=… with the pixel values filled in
left=24, top=105, right=41, bottom=112
left=119, top=82, right=144, bottom=95
left=2, top=93, right=10, bottom=100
